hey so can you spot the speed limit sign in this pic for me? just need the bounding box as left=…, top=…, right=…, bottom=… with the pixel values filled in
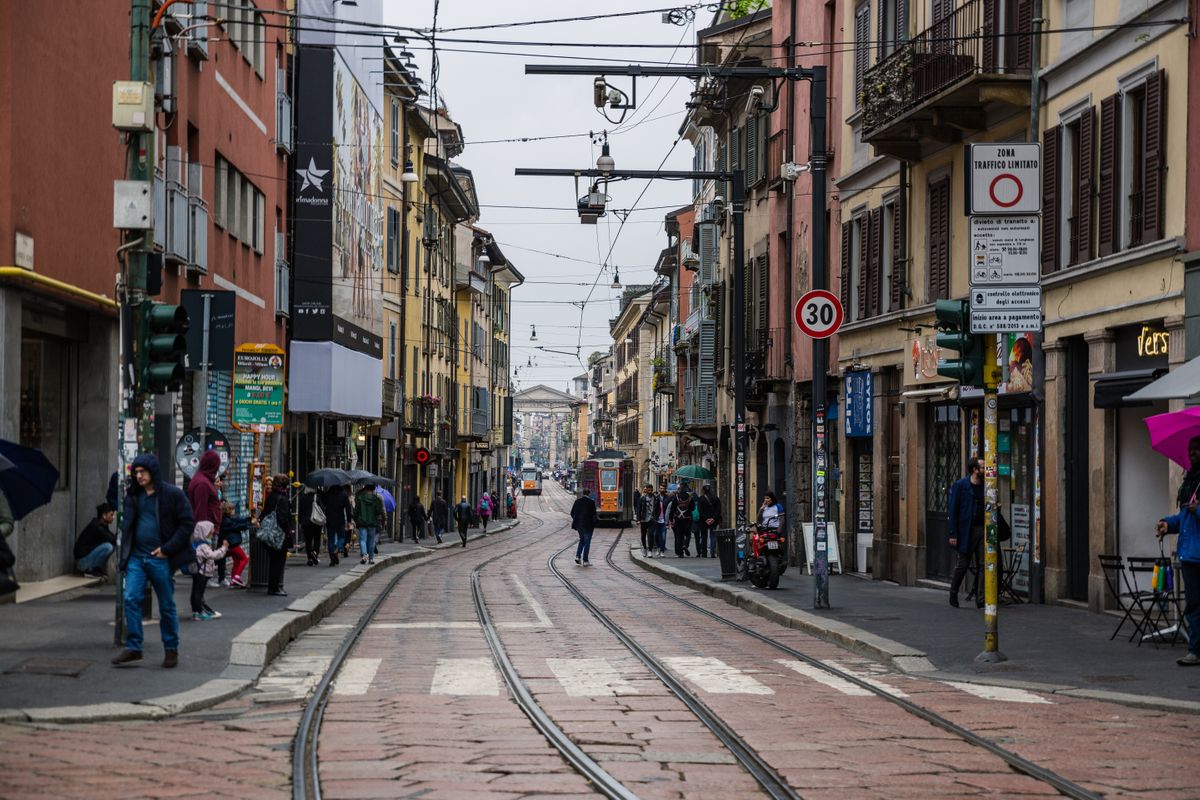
left=794, top=290, right=844, bottom=339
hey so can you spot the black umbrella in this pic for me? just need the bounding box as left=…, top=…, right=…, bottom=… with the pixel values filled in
left=347, top=469, right=396, bottom=488
left=0, top=439, right=60, bottom=520
left=303, top=468, right=352, bottom=490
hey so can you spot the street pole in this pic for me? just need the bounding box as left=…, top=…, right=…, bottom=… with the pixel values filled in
left=978, top=333, right=1006, bottom=662
left=731, top=171, right=750, bottom=567
left=808, top=66, right=830, bottom=609
left=200, top=292, right=212, bottom=453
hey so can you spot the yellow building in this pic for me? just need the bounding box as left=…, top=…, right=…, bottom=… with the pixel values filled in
left=609, top=287, right=652, bottom=474
left=489, top=257, right=522, bottom=494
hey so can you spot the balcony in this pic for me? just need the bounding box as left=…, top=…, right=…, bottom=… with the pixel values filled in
left=859, top=0, right=1031, bottom=160
left=403, top=402, right=435, bottom=435
left=459, top=407, right=490, bottom=442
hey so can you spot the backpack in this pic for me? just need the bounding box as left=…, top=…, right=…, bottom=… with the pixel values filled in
left=309, top=495, right=326, bottom=526
left=479, top=496, right=490, bottom=515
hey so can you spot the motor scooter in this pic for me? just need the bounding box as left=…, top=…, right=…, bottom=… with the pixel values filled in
left=747, top=524, right=786, bottom=589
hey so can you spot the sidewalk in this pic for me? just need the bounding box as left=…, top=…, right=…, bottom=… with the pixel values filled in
left=0, top=520, right=517, bottom=722
left=630, top=547, right=1200, bottom=710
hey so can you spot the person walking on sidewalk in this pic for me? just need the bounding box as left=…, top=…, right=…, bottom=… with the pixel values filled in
left=322, top=483, right=353, bottom=566
left=188, top=521, right=226, bottom=621
left=698, top=485, right=722, bottom=559
left=407, top=495, right=428, bottom=544
left=429, top=491, right=449, bottom=544
left=478, top=492, right=493, bottom=533
left=948, top=457, right=984, bottom=609
left=654, top=486, right=671, bottom=557
left=262, top=475, right=294, bottom=595
left=298, top=487, right=323, bottom=566
left=1156, top=435, right=1200, bottom=666
left=355, top=483, right=384, bottom=564
left=74, top=502, right=117, bottom=578
left=455, top=496, right=472, bottom=547
left=673, top=488, right=694, bottom=558
left=113, top=454, right=194, bottom=669
left=571, top=488, right=598, bottom=566
left=636, top=484, right=655, bottom=557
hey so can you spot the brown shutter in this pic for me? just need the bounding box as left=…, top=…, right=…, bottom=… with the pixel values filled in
left=854, top=4, right=870, bottom=101
left=896, top=0, right=907, bottom=43
left=869, top=207, right=883, bottom=317
left=877, top=0, right=887, bottom=61
left=757, top=254, right=769, bottom=331
left=1142, top=69, right=1165, bottom=243
left=982, top=0, right=997, bottom=72
left=1098, top=93, right=1120, bottom=257
left=840, top=222, right=852, bottom=315
left=1015, top=0, right=1034, bottom=70
left=932, top=0, right=952, bottom=21
left=890, top=201, right=905, bottom=310
left=928, top=179, right=950, bottom=301
left=857, top=216, right=869, bottom=320
left=1041, top=125, right=1060, bottom=274
left=1076, top=106, right=1095, bottom=264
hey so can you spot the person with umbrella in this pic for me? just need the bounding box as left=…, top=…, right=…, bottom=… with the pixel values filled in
left=320, top=481, right=354, bottom=566
left=1155, top=435, right=1200, bottom=666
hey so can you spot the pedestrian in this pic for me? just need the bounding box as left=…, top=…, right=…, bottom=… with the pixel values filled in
left=261, top=474, right=294, bottom=595
left=112, top=454, right=194, bottom=669
left=570, top=488, right=598, bottom=566
left=407, top=495, right=428, bottom=544
left=947, top=457, right=984, bottom=609
left=298, top=487, right=324, bottom=566
left=455, top=495, right=472, bottom=547
left=321, top=483, right=354, bottom=566
left=1156, top=435, right=1200, bottom=666
left=759, top=491, right=785, bottom=530
left=673, top=488, right=693, bottom=557
left=186, top=451, right=223, bottom=530
left=354, top=483, right=384, bottom=564
left=429, top=490, right=449, bottom=545
left=655, top=485, right=671, bottom=556
left=636, top=484, right=655, bottom=557
left=74, top=502, right=117, bottom=578
left=220, top=501, right=251, bottom=587
left=698, top=485, right=722, bottom=558
left=188, top=520, right=226, bottom=621
left=478, top=491, right=493, bottom=532
left=375, top=484, right=396, bottom=543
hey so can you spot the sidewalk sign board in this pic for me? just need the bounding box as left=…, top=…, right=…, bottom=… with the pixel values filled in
left=232, top=343, right=286, bottom=433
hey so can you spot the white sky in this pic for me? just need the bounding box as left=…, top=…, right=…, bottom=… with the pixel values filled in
left=383, top=1, right=699, bottom=393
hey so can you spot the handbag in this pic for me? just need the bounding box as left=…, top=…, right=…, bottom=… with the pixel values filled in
left=310, top=496, right=326, bottom=527
left=257, top=508, right=286, bottom=550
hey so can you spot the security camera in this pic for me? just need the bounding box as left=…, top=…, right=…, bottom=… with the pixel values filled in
left=750, top=85, right=765, bottom=99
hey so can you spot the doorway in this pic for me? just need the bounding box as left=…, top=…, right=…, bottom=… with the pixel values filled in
left=1065, top=339, right=1090, bottom=601
left=924, top=402, right=961, bottom=580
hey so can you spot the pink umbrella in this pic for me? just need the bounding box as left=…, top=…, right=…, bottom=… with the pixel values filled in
left=1144, top=406, right=1200, bottom=468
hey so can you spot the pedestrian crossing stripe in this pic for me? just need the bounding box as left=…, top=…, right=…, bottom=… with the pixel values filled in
left=332, top=657, right=382, bottom=696
left=943, top=680, right=1052, bottom=704
left=775, top=659, right=875, bottom=696
left=546, top=658, right=639, bottom=696
left=662, top=656, right=775, bottom=695
left=431, top=657, right=500, bottom=696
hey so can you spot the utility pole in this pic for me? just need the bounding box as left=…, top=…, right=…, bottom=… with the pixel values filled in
left=807, top=67, right=830, bottom=609
left=979, top=339, right=1005, bottom=661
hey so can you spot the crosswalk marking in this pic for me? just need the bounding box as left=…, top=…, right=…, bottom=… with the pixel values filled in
left=511, top=574, right=553, bottom=626
left=663, top=657, right=774, bottom=695
left=774, top=659, right=875, bottom=696
left=547, top=658, right=639, bottom=697
left=332, top=657, right=382, bottom=696
left=943, top=681, right=1053, bottom=704
left=822, top=661, right=910, bottom=698
left=431, top=658, right=500, bottom=696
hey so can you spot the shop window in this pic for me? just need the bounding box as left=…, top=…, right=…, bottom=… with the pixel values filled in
left=20, top=335, right=71, bottom=490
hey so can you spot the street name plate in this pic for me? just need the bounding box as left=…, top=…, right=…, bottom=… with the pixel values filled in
left=969, top=215, right=1039, bottom=284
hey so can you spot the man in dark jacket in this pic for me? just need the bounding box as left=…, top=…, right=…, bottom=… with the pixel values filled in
left=697, top=485, right=722, bottom=559
left=429, top=491, right=449, bottom=545
left=407, top=496, right=428, bottom=544
left=74, top=503, right=117, bottom=577
left=636, top=485, right=655, bottom=557
left=570, top=489, right=598, bottom=566
left=186, top=451, right=223, bottom=529
left=113, top=454, right=194, bottom=669
left=948, top=456, right=984, bottom=608
left=454, top=496, right=472, bottom=547
left=321, top=484, right=354, bottom=566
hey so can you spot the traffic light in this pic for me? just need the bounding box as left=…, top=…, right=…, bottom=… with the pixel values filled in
left=138, top=301, right=189, bottom=394
left=934, top=299, right=984, bottom=388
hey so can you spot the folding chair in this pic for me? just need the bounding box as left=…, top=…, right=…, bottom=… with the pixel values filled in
left=999, top=541, right=1026, bottom=604
left=1127, top=556, right=1184, bottom=647
left=1098, top=555, right=1153, bottom=642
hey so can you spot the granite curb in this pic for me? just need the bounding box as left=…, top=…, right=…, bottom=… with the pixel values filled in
left=1, top=520, right=518, bottom=724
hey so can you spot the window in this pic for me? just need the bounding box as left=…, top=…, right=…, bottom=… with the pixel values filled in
left=849, top=213, right=864, bottom=321
left=1117, top=71, right=1165, bottom=250
left=386, top=208, right=399, bottom=274
left=854, top=2, right=870, bottom=107
left=221, top=1, right=265, bottom=80
left=216, top=155, right=265, bottom=250
left=927, top=177, right=951, bottom=302
left=214, top=157, right=228, bottom=228
left=877, top=0, right=906, bottom=60
left=1057, top=108, right=1094, bottom=268
left=20, top=335, right=71, bottom=490
left=391, top=100, right=400, bottom=166
left=389, top=323, right=397, bottom=380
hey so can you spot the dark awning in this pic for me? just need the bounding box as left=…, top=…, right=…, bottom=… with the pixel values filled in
left=1092, top=368, right=1167, bottom=408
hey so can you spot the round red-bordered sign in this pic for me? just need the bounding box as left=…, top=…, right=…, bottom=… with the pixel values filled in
left=988, top=173, right=1023, bottom=208
left=415, top=448, right=431, bottom=465
left=794, top=290, right=844, bottom=339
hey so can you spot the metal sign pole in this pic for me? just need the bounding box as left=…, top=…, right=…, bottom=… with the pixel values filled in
left=200, top=292, right=212, bottom=454
left=978, top=341, right=1007, bottom=661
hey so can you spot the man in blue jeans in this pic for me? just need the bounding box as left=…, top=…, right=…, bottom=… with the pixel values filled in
left=112, top=454, right=195, bottom=669
left=570, top=488, right=598, bottom=566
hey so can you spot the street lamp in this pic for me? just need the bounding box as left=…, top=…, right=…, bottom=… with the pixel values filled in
left=610, top=268, right=621, bottom=289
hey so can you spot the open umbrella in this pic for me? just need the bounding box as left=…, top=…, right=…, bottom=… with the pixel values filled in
left=0, top=439, right=60, bottom=520
left=1145, top=406, right=1200, bottom=468
left=675, top=464, right=715, bottom=480
left=303, top=468, right=352, bottom=490
left=346, top=469, right=396, bottom=488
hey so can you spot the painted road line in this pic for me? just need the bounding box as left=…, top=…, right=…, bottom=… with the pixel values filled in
left=332, top=657, right=382, bottom=696
left=944, top=680, right=1053, bottom=704
left=662, top=657, right=774, bottom=695
left=431, top=657, right=500, bottom=696
left=821, top=661, right=910, bottom=698
left=511, top=573, right=553, bottom=626
left=775, top=659, right=874, bottom=697
left=546, top=658, right=639, bottom=697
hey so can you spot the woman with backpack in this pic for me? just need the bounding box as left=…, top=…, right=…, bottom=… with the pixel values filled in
left=478, top=492, right=492, bottom=533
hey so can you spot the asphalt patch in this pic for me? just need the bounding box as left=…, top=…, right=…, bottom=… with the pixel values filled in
left=5, top=657, right=92, bottom=677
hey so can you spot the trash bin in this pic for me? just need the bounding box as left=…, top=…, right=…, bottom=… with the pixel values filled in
left=715, top=528, right=737, bottom=580
left=248, top=525, right=270, bottom=591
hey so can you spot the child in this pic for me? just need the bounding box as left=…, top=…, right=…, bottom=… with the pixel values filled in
left=220, top=501, right=251, bottom=588
left=190, top=521, right=227, bottom=621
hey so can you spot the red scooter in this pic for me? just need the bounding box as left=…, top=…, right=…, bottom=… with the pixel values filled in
left=748, top=525, right=786, bottom=589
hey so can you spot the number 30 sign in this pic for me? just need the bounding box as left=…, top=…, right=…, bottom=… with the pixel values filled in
left=794, top=290, right=844, bottom=339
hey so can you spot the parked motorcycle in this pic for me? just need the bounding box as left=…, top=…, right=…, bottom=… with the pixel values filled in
left=747, top=524, right=786, bottom=589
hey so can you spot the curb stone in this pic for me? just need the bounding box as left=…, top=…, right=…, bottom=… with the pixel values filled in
left=629, top=545, right=1199, bottom=714
left=0, top=521, right=519, bottom=724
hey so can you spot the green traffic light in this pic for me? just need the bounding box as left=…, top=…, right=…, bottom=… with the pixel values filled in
left=138, top=302, right=190, bottom=395
left=933, top=298, right=984, bottom=387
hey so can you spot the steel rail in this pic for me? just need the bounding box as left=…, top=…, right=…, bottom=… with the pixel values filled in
left=603, top=535, right=1102, bottom=800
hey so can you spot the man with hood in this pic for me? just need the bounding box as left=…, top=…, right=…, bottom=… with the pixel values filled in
left=112, top=454, right=195, bottom=669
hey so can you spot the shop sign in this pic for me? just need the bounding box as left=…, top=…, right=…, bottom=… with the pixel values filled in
left=232, top=344, right=286, bottom=433
left=1115, top=322, right=1169, bottom=371
left=907, top=334, right=953, bottom=387
left=844, top=370, right=874, bottom=438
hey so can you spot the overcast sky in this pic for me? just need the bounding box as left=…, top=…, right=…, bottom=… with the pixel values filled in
left=383, top=2, right=699, bottom=394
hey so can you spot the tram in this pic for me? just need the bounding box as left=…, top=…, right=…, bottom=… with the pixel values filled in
left=578, top=451, right=634, bottom=527
left=520, top=463, right=542, bottom=495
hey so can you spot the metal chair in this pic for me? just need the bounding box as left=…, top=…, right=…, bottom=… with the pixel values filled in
left=1098, top=554, right=1154, bottom=641
left=999, top=541, right=1026, bottom=604
left=1126, top=556, right=1185, bottom=647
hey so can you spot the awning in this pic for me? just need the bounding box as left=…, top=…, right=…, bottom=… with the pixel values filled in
left=1092, top=368, right=1167, bottom=408
left=1124, top=356, right=1200, bottom=402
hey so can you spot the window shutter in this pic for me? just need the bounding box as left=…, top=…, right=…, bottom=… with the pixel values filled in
left=717, top=137, right=728, bottom=173
left=869, top=207, right=883, bottom=318
left=896, top=0, right=907, bottom=43
left=928, top=179, right=950, bottom=301
left=386, top=208, right=396, bottom=273
left=713, top=282, right=724, bottom=371
left=1098, top=93, right=1120, bottom=258
left=876, top=0, right=887, bottom=60
left=932, top=0, right=953, bottom=21
left=854, top=4, right=870, bottom=102
left=1076, top=106, right=1095, bottom=264
left=982, top=0, right=997, bottom=71
left=1041, top=125, right=1060, bottom=273
left=890, top=200, right=905, bottom=310
left=1142, top=69, right=1165, bottom=244
left=856, top=216, right=869, bottom=320
left=731, top=127, right=742, bottom=172
left=756, top=253, right=769, bottom=331
left=745, top=115, right=758, bottom=186
left=840, top=222, right=853, bottom=315
left=1015, top=0, right=1034, bottom=70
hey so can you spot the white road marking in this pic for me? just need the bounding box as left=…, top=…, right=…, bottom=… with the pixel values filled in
left=774, top=659, right=875, bottom=696
left=822, top=661, right=910, bottom=698
left=431, top=658, right=500, bottom=696
left=663, top=657, right=774, bottom=695
left=944, top=680, right=1053, bottom=704
left=547, top=658, right=639, bottom=697
left=332, top=657, right=382, bottom=696
left=511, top=573, right=553, bottom=626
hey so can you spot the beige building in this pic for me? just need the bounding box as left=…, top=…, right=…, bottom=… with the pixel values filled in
left=610, top=287, right=652, bottom=473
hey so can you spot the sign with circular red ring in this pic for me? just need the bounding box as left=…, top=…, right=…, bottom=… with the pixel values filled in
left=415, top=448, right=431, bottom=464
left=988, top=173, right=1023, bottom=208
left=794, top=290, right=844, bottom=339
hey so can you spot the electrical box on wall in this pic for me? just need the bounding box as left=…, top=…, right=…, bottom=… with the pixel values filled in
left=112, top=81, right=154, bottom=132
left=114, top=180, right=154, bottom=229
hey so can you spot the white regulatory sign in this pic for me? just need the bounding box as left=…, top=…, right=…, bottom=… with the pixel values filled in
left=969, top=215, right=1040, bottom=284
left=970, top=285, right=1041, bottom=311
left=970, top=308, right=1043, bottom=334
left=968, top=143, right=1041, bottom=215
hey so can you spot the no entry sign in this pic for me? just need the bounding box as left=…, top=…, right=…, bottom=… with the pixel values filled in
left=795, top=290, right=843, bottom=339
left=966, top=143, right=1041, bottom=215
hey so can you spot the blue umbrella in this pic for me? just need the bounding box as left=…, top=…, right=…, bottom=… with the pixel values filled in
left=0, top=439, right=60, bottom=520
left=374, top=486, right=397, bottom=514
